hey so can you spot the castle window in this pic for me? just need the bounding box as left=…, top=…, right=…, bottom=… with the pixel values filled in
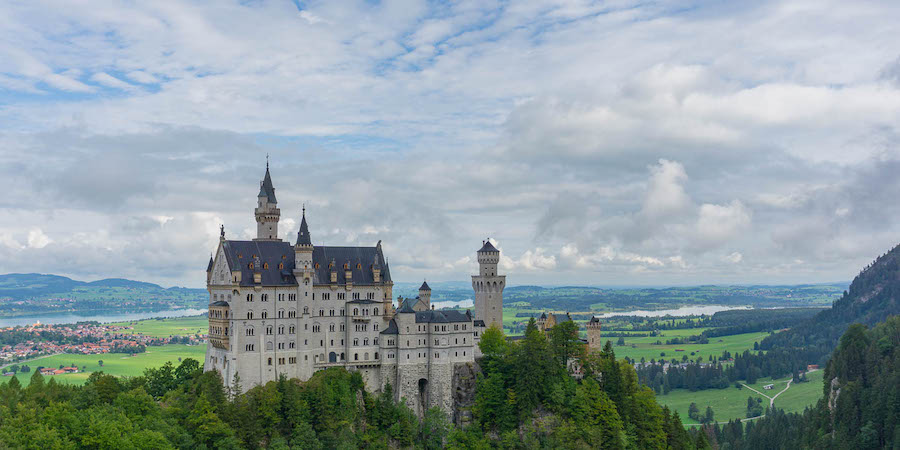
left=329, top=323, right=335, bottom=332
left=289, top=341, right=295, bottom=349
left=263, top=263, right=269, bottom=269
left=330, top=309, right=334, bottom=316
left=354, top=353, right=358, bottom=361
left=278, top=263, right=283, bottom=270
left=245, top=326, right=254, bottom=336
left=315, top=263, right=320, bottom=269
left=374, top=308, right=378, bottom=315
left=289, top=325, right=295, bottom=334
left=353, top=338, right=359, bottom=346
left=249, top=263, right=254, bottom=270
left=266, top=326, right=273, bottom=335
left=247, top=311, right=254, bottom=320
left=261, top=311, right=268, bottom=319
left=375, top=352, right=379, bottom=359
left=357, top=263, right=362, bottom=269
left=245, top=344, right=255, bottom=351
left=319, top=309, right=324, bottom=316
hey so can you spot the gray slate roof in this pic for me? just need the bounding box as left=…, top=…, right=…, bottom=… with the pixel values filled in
left=381, top=319, right=399, bottom=335
left=419, top=280, right=431, bottom=291
left=473, top=320, right=486, bottom=327
left=397, top=299, right=416, bottom=313
left=414, top=309, right=471, bottom=323
left=296, top=212, right=312, bottom=246
left=478, top=240, right=499, bottom=253
left=258, top=167, right=277, bottom=203
left=589, top=316, right=601, bottom=324
left=221, top=239, right=390, bottom=287
left=210, top=300, right=229, bottom=307
left=207, top=256, right=214, bottom=272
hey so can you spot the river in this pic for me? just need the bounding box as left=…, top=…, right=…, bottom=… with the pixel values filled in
left=0, top=308, right=207, bottom=328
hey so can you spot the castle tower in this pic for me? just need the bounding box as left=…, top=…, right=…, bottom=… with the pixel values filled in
left=294, top=206, right=313, bottom=271
left=254, top=162, right=281, bottom=240
left=418, top=280, right=431, bottom=309
left=586, top=316, right=602, bottom=352
left=472, top=239, right=505, bottom=329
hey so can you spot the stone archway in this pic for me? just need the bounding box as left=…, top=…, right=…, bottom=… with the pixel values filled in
left=417, top=378, right=429, bottom=417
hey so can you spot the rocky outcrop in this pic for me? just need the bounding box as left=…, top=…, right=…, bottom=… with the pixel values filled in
left=827, top=376, right=840, bottom=412
left=451, top=360, right=481, bottom=427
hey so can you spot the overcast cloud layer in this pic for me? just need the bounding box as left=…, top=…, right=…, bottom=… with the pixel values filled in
left=2, top=0, right=900, bottom=288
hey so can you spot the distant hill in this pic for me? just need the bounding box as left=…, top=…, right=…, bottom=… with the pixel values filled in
left=0, top=273, right=207, bottom=317
left=758, top=243, right=900, bottom=370
left=0, top=273, right=199, bottom=300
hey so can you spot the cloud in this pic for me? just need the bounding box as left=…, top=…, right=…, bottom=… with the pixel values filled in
left=0, top=1, right=899, bottom=286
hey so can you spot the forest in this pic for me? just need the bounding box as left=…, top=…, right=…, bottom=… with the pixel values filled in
left=0, top=319, right=716, bottom=449
left=703, top=315, right=900, bottom=449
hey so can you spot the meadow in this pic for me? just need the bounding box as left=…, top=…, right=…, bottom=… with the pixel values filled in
left=109, top=315, right=208, bottom=337
left=6, top=344, right=206, bottom=387
left=657, top=369, right=825, bottom=426
left=609, top=330, right=770, bottom=362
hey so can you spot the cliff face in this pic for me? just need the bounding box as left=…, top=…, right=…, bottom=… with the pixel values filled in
left=451, top=361, right=481, bottom=427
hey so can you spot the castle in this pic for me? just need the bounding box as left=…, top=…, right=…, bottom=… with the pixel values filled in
left=204, top=164, right=505, bottom=415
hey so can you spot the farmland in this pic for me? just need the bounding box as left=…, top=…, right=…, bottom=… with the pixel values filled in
left=108, top=315, right=208, bottom=338
left=5, top=344, right=206, bottom=387
left=657, top=369, right=825, bottom=426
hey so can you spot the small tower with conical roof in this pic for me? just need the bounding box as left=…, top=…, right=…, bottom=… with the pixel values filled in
left=254, top=160, right=281, bottom=240
left=586, top=316, right=603, bottom=352
left=294, top=206, right=313, bottom=271
left=472, top=239, right=505, bottom=329
left=418, top=280, right=431, bottom=309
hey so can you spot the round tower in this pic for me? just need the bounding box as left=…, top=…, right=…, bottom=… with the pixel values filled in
left=418, top=280, right=431, bottom=309
left=471, top=239, right=505, bottom=330
left=586, top=316, right=603, bottom=352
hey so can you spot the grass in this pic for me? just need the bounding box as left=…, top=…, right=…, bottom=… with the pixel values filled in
left=608, top=331, right=770, bottom=362
left=3, top=344, right=206, bottom=387
left=656, top=369, right=825, bottom=426
left=108, top=315, right=208, bottom=338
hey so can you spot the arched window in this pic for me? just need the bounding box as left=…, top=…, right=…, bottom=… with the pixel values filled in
left=374, top=308, right=378, bottom=315
left=354, top=353, right=358, bottom=361
left=263, top=263, right=269, bottom=269
left=353, top=308, right=359, bottom=315
left=261, top=311, right=268, bottom=319
left=247, top=311, right=254, bottom=319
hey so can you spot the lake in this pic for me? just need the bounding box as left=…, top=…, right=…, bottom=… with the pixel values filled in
left=595, top=305, right=753, bottom=318
left=0, top=308, right=207, bottom=328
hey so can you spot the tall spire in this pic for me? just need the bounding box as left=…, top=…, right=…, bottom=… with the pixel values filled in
left=258, top=163, right=277, bottom=204
left=296, top=205, right=312, bottom=247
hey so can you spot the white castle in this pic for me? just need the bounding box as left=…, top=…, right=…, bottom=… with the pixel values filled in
left=204, top=164, right=505, bottom=415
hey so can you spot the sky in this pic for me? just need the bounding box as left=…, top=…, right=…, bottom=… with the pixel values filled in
left=1, top=0, right=900, bottom=288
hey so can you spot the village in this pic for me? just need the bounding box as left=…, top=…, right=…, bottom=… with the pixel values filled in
left=0, top=321, right=205, bottom=372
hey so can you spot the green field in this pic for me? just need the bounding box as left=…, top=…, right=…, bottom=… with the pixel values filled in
left=608, top=330, right=770, bottom=362
left=109, top=315, right=208, bottom=337
left=4, top=344, right=206, bottom=387
left=657, top=369, right=824, bottom=426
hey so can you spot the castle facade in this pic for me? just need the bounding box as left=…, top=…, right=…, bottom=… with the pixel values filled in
left=204, top=165, right=503, bottom=415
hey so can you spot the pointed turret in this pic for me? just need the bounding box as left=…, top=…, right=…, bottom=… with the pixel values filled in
left=296, top=206, right=312, bottom=247
left=258, top=163, right=277, bottom=204
left=254, top=162, right=281, bottom=240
